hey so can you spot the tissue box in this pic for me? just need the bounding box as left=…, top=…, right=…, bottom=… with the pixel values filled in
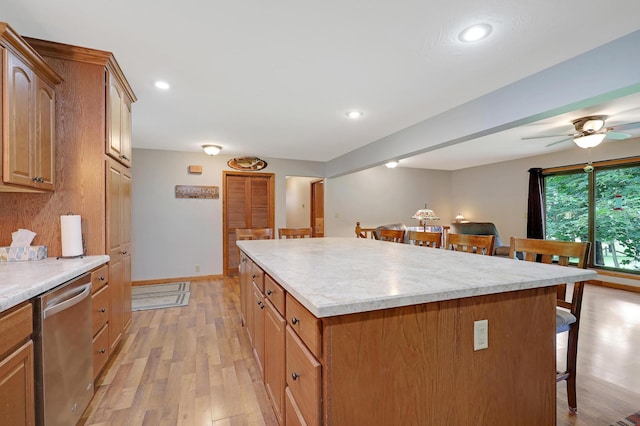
left=0, top=246, right=48, bottom=262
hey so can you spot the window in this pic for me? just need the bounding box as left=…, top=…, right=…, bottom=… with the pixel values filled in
left=544, top=159, right=640, bottom=273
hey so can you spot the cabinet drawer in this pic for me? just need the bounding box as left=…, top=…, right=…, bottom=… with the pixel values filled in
left=91, top=264, right=109, bottom=293
left=286, top=326, right=321, bottom=426
left=93, top=323, right=110, bottom=379
left=252, top=263, right=265, bottom=293
left=264, top=274, right=285, bottom=316
left=92, top=285, right=109, bottom=336
left=285, top=386, right=307, bottom=426
left=0, top=302, right=32, bottom=357
left=286, top=294, right=322, bottom=358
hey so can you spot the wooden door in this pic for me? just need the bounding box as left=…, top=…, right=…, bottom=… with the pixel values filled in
left=223, top=171, right=275, bottom=276
left=310, top=179, right=324, bottom=237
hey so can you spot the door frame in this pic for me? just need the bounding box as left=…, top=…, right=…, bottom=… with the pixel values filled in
left=310, top=178, right=325, bottom=237
left=222, top=171, right=275, bottom=276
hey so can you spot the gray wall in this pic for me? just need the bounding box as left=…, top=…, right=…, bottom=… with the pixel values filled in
left=131, top=149, right=324, bottom=281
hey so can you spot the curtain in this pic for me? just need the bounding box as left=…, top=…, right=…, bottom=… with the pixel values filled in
left=527, top=168, right=545, bottom=239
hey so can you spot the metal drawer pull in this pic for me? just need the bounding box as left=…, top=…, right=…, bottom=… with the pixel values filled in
left=291, top=317, right=299, bottom=325
left=291, top=372, right=300, bottom=381
left=257, top=301, right=265, bottom=309
left=99, top=349, right=106, bottom=354
left=266, top=289, right=273, bottom=295
left=99, top=308, right=106, bottom=313
left=99, top=276, right=105, bottom=281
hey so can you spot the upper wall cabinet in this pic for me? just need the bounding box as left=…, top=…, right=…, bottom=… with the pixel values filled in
left=0, top=23, right=62, bottom=192
left=106, top=63, right=133, bottom=168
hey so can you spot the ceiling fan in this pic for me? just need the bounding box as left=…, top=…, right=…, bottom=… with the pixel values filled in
left=522, top=115, right=640, bottom=148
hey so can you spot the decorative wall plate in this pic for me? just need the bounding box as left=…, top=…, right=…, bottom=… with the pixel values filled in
left=227, top=157, right=267, bottom=171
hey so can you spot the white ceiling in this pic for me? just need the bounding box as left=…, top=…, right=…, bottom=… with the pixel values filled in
left=3, top=0, right=640, bottom=171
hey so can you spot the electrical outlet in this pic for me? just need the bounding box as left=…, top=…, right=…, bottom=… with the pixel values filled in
left=474, top=319, right=488, bottom=351
left=195, top=264, right=200, bottom=273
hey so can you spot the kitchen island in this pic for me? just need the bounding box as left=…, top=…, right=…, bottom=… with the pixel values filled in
left=237, top=237, right=596, bottom=426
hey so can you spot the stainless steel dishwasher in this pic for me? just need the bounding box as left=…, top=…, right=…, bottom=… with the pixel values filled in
left=34, top=273, right=94, bottom=426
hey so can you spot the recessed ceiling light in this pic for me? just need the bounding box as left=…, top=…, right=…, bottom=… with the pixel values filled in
left=154, top=81, right=170, bottom=90
left=385, top=161, right=399, bottom=168
left=459, top=24, right=492, bottom=42
left=346, top=111, right=364, bottom=119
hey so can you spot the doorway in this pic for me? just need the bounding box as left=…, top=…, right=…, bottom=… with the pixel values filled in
left=222, top=171, right=275, bottom=276
left=310, top=179, right=324, bottom=237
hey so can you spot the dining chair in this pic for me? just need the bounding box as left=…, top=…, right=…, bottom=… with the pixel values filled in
left=278, top=227, right=313, bottom=239
left=407, top=231, right=442, bottom=248
left=236, top=228, right=274, bottom=264
left=378, top=229, right=405, bottom=243
left=447, top=233, right=495, bottom=255
left=355, top=221, right=376, bottom=239
left=509, top=237, right=591, bottom=414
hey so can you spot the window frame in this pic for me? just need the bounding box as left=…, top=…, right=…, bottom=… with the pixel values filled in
left=542, top=156, right=640, bottom=274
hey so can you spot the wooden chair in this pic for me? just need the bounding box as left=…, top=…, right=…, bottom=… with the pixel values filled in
left=509, top=237, right=590, bottom=414
left=407, top=231, right=442, bottom=248
left=378, top=229, right=405, bottom=243
left=236, top=228, right=274, bottom=241
left=278, top=227, right=313, bottom=239
left=355, top=221, right=376, bottom=239
left=447, top=233, right=495, bottom=255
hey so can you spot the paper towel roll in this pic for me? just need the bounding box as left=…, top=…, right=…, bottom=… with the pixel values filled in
left=61, top=215, right=83, bottom=257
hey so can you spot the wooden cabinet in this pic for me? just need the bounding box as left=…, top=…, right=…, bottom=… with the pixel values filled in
left=106, top=69, right=133, bottom=167
left=90, top=264, right=110, bottom=379
left=252, top=282, right=266, bottom=376
left=0, top=302, right=34, bottom=426
left=107, top=159, right=132, bottom=351
left=0, top=23, right=61, bottom=192
left=264, top=299, right=286, bottom=424
left=239, top=252, right=250, bottom=325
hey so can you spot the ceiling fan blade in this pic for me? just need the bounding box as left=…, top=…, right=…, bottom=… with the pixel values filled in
left=545, top=136, right=573, bottom=147
left=605, top=131, right=631, bottom=140
left=609, top=121, right=640, bottom=131
left=521, top=133, right=573, bottom=140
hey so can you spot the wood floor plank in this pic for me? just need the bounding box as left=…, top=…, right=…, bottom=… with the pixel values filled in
left=81, top=278, right=640, bottom=425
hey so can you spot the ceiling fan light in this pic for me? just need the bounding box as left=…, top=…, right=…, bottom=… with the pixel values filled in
left=582, top=118, right=605, bottom=132
left=573, top=133, right=606, bottom=149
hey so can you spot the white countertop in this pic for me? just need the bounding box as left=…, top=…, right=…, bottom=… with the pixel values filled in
left=237, top=238, right=597, bottom=318
left=0, top=255, right=109, bottom=312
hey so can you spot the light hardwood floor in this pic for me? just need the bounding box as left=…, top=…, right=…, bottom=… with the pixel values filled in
left=80, top=278, right=640, bottom=425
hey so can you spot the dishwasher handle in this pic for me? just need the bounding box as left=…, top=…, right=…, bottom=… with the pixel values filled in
left=43, top=283, right=92, bottom=319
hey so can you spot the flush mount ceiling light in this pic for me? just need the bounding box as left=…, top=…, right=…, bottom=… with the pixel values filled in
left=573, top=133, right=606, bottom=149
left=346, top=111, right=364, bottom=119
left=154, top=81, right=170, bottom=90
left=385, top=161, right=399, bottom=168
left=202, top=144, right=222, bottom=155
left=459, top=23, right=493, bottom=42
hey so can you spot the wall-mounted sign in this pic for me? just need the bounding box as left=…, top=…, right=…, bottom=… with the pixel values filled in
left=227, top=157, right=267, bottom=171
left=175, top=185, right=219, bottom=199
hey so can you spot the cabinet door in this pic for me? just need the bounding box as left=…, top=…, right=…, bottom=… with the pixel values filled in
left=264, top=300, right=286, bottom=425
left=106, top=73, right=132, bottom=167
left=239, top=252, right=249, bottom=325
left=4, top=51, right=34, bottom=187
left=120, top=100, right=132, bottom=167
left=106, top=73, right=123, bottom=163
left=33, top=77, right=56, bottom=190
left=252, top=283, right=265, bottom=377
left=106, top=159, right=131, bottom=350
left=0, top=340, right=35, bottom=426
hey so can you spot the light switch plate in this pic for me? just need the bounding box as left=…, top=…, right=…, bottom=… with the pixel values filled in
left=474, top=319, right=488, bottom=351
